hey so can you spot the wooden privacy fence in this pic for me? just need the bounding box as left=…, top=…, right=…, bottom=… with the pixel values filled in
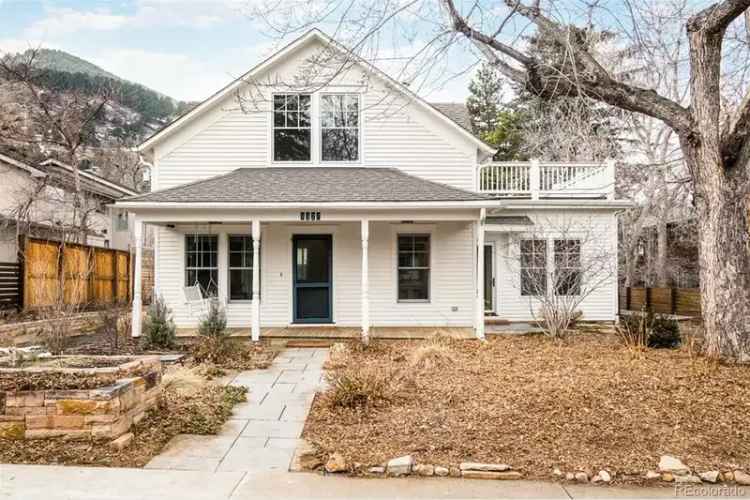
left=0, top=262, right=21, bottom=309
left=619, top=286, right=701, bottom=317
left=22, top=237, right=131, bottom=309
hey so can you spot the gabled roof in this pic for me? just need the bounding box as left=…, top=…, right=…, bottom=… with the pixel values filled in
left=138, top=29, right=495, bottom=155
left=119, top=167, right=490, bottom=205
left=39, top=159, right=138, bottom=198
left=0, top=152, right=47, bottom=178
left=430, top=102, right=473, bottom=132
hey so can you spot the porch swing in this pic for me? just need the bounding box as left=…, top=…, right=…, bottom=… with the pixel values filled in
left=183, top=222, right=222, bottom=318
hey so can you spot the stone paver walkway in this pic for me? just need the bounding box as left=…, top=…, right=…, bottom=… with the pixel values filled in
left=145, top=347, right=328, bottom=474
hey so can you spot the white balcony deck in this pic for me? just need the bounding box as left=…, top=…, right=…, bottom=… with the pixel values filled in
left=477, top=160, right=616, bottom=199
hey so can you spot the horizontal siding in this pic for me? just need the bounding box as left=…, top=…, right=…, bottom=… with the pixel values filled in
left=155, top=221, right=476, bottom=329
left=486, top=211, right=617, bottom=321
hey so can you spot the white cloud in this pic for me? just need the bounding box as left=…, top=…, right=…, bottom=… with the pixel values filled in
left=0, top=38, right=59, bottom=54
left=26, top=8, right=129, bottom=38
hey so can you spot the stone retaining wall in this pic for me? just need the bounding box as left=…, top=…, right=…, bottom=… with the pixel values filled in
left=0, top=356, right=161, bottom=440
left=0, top=309, right=133, bottom=346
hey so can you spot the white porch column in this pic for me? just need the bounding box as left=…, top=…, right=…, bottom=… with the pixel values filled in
left=475, top=209, right=486, bottom=340
left=131, top=218, right=143, bottom=338
left=251, top=219, right=261, bottom=342
left=361, top=219, right=370, bottom=345
left=530, top=159, right=540, bottom=200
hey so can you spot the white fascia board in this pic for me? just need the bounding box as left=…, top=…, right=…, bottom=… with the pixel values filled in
left=115, top=200, right=500, bottom=210
left=40, top=159, right=138, bottom=196
left=491, top=199, right=634, bottom=211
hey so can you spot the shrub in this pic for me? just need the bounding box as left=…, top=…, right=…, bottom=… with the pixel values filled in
left=648, top=314, right=681, bottom=348
left=143, top=295, right=176, bottom=349
left=99, top=307, right=126, bottom=351
left=192, top=301, right=233, bottom=365
left=616, top=313, right=649, bottom=350
left=323, top=365, right=395, bottom=409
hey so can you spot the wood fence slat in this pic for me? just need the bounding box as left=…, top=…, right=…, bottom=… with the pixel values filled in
left=621, top=286, right=702, bottom=317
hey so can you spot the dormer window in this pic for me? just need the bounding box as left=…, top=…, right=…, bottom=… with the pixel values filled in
left=273, top=94, right=311, bottom=161
left=321, top=94, right=359, bottom=162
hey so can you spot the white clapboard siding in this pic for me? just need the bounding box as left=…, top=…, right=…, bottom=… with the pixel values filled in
left=485, top=210, right=618, bottom=321
left=152, top=37, right=478, bottom=192
left=155, top=221, right=476, bottom=329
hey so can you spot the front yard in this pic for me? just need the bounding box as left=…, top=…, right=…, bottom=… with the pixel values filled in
left=303, top=330, right=750, bottom=482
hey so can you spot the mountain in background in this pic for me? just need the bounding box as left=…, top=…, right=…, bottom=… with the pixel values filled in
left=30, top=49, right=120, bottom=81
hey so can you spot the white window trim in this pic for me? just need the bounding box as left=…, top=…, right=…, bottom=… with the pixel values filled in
left=391, top=224, right=435, bottom=304
left=270, top=92, right=313, bottom=165
left=519, top=238, right=548, bottom=297
left=553, top=238, right=582, bottom=297
left=318, top=92, right=362, bottom=165
left=227, top=234, right=259, bottom=303
left=184, top=234, right=219, bottom=296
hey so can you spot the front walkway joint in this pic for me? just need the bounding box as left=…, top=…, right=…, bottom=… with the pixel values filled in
left=145, top=347, right=328, bottom=474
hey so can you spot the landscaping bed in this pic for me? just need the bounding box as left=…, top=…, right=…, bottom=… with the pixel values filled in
left=303, top=332, right=750, bottom=483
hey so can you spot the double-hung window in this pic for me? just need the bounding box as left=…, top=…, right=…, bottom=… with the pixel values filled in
left=397, top=234, right=430, bottom=301
left=554, top=239, right=581, bottom=295
left=320, top=94, right=359, bottom=161
left=520, top=239, right=547, bottom=296
left=228, top=235, right=256, bottom=301
left=273, top=94, right=311, bottom=161
left=185, top=235, right=218, bottom=297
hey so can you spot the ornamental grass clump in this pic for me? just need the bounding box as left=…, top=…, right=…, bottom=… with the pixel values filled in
left=192, top=300, right=232, bottom=365
left=323, top=365, right=395, bottom=409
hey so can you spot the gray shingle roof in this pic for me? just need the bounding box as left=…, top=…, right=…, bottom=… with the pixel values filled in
left=123, top=167, right=490, bottom=204
left=430, top=102, right=473, bottom=132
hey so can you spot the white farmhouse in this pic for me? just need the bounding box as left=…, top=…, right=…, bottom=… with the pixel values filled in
left=117, top=30, right=630, bottom=340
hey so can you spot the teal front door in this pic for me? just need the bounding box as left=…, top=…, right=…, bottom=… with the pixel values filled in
left=293, top=234, right=333, bottom=323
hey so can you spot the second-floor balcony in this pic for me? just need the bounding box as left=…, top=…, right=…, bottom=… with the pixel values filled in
left=477, top=161, right=616, bottom=200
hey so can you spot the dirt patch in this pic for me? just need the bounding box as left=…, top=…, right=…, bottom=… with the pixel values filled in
left=304, top=333, right=750, bottom=482
left=0, top=379, right=247, bottom=467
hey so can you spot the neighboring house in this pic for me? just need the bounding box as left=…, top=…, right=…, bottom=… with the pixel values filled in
left=117, top=29, right=630, bottom=340
left=0, top=153, right=138, bottom=262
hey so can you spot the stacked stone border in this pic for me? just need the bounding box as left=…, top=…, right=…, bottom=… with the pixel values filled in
left=0, top=308, right=133, bottom=346
left=0, top=355, right=162, bottom=440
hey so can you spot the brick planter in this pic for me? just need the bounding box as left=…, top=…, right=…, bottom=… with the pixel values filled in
left=0, top=356, right=162, bottom=441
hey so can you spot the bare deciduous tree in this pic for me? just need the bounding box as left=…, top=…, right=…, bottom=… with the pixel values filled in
left=250, top=0, right=750, bottom=361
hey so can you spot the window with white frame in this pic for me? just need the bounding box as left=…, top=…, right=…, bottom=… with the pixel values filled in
left=554, top=239, right=581, bottom=295
left=228, top=235, right=256, bottom=301
left=115, top=211, right=128, bottom=231
left=520, top=239, right=547, bottom=296
left=185, top=235, right=218, bottom=297
left=320, top=94, right=359, bottom=161
left=273, top=94, right=311, bottom=161
left=397, top=234, right=430, bottom=301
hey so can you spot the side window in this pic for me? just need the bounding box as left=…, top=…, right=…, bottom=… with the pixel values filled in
left=115, top=211, right=129, bottom=231
left=520, top=239, right=547, bottom=296
left=554, top=239, right=581, bottom=295
left=397, top=234, right=430, bottom=301
left=185, top=235, right=218, bottom=297
left=273, top=94, right=311, bottom=161
left=228, top=235, right=256, bottom=301
left=320, top=94, right=359, bottom=161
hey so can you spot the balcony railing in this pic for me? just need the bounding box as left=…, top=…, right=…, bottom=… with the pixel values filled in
left=477, top=160, right=616, bottom=199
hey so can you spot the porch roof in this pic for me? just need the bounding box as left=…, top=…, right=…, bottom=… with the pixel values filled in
left=121, top=167, right=490, bottom=205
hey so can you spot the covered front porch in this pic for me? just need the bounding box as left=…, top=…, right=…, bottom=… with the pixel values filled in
left=125, top=207, right=491, bottom=342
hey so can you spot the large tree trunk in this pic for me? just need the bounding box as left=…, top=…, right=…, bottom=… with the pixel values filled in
left=656, top=220, right=669, bottom=286
left=684, top=143, right=750, bottom=362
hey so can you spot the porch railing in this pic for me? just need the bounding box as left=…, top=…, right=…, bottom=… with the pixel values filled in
left=477, top=160, right=615, bottom=199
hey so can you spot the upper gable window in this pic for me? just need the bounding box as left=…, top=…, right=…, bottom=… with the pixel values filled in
left=274, top=94, right=311, bottom=161
left=320, top=94, right=359, bottom=162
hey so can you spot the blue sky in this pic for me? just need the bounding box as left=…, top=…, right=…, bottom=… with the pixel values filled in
left=0, top=0, right=478, bottom=102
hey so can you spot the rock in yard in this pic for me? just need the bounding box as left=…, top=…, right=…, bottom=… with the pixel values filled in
left=386, top=455, right=414, bottom=476
left=449, top=467, right=461, bottom=478
left=462, top=471, right=522, bottom=480
left=591, top=470, right=611, bottom=484
left=574, top=472, right=589, bottom=483
left=565, top=472, right=575, bottom=481
left=734, top=470, right=750, bottom=485
left=109, top=432, right=133, bottom=451
left=414, top=464, right=434, bottom=476
left=699, top=471, right=720, bottom=483
left=658, top=455, right=690, bottom=475
left=291, top=440, right=323, bottom=471
left=368, top=466, right=385, bottom=474
left=460, top=462, right=511, bottom=472
left=325, top=452, right=348, bottom=473
left=661, top=473, right=675, bottom=482
left=645, top=471, right=661, bottom=480
left=434, top=466, right=449, bottom=477
left=674, top=475, right=702, bottom=484
left=552, top=468, right=563, bottom=478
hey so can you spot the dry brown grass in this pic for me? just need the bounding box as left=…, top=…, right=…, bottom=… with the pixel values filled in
left=304, top=332, right=750, bottom=481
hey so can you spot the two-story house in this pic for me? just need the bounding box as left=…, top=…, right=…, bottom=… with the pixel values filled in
left=117, top=30, right=630, bottom=340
